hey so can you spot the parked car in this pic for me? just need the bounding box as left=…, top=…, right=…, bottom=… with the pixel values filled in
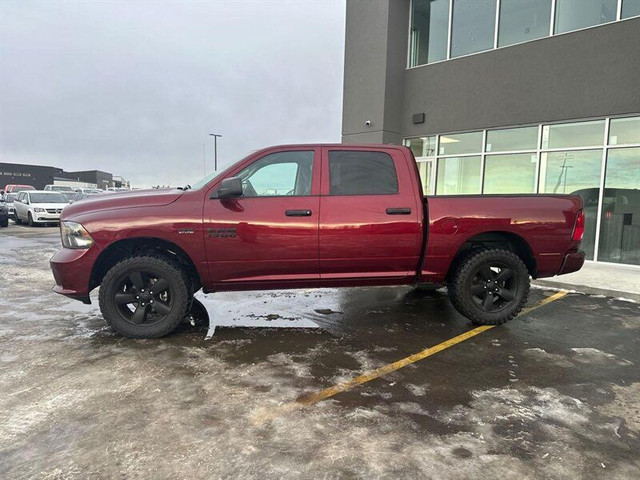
left=68, top=192, right=103, bottom=203
left=14, top=190, right=69, bottom=226
left=74, top=188, right=104, bottom=194
left=0, top=198, right=9, bottom=227
left=2, top=193, right=17, bottom=219
left=106, top=187, right=130, bottom=193
left=3, top=184, right=36, bottom=194
left=44, top=185, right=75, bottom=193
left=50, top=144, right=585, bottom=338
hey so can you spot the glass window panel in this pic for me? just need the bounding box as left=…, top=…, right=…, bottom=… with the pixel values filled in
left=329, top=151, right=398, bottom=195
left=540, top=149, right=603, bottom=259
left=486, top=126, right=539, bottom=152
left=417, top=160, right=434, bottom=194
left=554, top=0, right=617, bottom=34
left=597, top=147, right=640, bottom=265
left=406, top=136, right=437, bottom=157
left=609, top=117, right=640, bottom=145
left=484, top=153, right=538, bottom=193
left=436, top=156, right=482, bottom=194
left=451, top=0, right=497, bottom=58
left=410, top=0, right=450, bottom=66
left=621, top=0, right=640, bottom=18
left=498, top=0, right=552, bottom=47
left=439, top=131, right=483, bottom=155
left=543, top=120, right=606, bottom=149
left=238, top=151, right=313, bottom=197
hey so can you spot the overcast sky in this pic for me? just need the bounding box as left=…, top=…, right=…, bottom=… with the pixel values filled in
left=1, top=0, right=346, bottom=187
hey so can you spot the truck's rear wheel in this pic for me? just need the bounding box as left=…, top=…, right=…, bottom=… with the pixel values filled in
left=99, top=255, right=191, bottom=338
left=448, top=248, right=529, bottom=325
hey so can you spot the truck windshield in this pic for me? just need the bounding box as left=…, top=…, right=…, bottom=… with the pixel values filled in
left=30, top=193, right=68, bottom=203
left=189, top=152, right=253, bottom=191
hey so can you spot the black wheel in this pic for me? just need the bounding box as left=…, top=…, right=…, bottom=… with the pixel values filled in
left=0, top=217, right=8, bottom=227
left=27, top=212, right=35, bottom=227
left=448, top=248, right=529, bottom=325
left=15, top=215, right=22, bottom=225
left=98, top=255, right=191, bottom=338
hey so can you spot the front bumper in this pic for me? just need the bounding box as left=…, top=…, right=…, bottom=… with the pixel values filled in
left=558, top=250, right=586, bottom=275
left=33, top=213, right=61, bottom=222
left=50, top=245, right=101, bottom=303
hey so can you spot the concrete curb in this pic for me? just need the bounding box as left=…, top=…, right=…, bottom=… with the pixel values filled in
left=533, top=279, right=640, bottom=303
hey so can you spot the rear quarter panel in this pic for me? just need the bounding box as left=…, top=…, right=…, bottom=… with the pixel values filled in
left=421, top=195, right=583, bottom=282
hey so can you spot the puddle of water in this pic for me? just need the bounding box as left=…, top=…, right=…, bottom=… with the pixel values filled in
left=195, top=291, right=323, bottom=339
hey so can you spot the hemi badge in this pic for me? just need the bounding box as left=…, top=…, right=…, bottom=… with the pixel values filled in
left=178, top=229, right=195, bottom=234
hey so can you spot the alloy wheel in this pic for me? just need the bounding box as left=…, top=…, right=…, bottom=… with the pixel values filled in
left=113, top=270, right=173, bottom=326
left=470, top=262, right=517, bottom=312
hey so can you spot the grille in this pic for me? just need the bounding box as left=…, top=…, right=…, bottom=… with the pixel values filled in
left=46, top=209, right=63, bottom=214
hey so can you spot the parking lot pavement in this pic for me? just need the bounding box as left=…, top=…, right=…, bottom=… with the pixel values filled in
left=1, top=225, right=639, bottom=480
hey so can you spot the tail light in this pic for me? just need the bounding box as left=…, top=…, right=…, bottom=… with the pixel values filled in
left=572, top=209, right=585, bottom=242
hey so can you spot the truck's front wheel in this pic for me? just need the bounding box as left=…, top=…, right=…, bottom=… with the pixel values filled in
left=99, top=255, right=191, bottom=338
left=448, top=248, right=529, bottom=325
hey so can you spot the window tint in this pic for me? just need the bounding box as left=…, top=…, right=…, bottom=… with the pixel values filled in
left=484, top=153, right=537, bottom=193
left=410, top=0, right=450, bottom=66
left=554, top=0, right=617, bottom=34
left=438, top=131, right=483, bottom=155
left=436, top=155, right=482, bottom=194
left=622, top=0, right=640, bottom=18
left=598, top=147, right=640, bottom=265
left=539, top=149, right=603, bottom=259
left=542, top=120, right=605, bottom=149
left=609, top=117, right=640, bottom=145
left=329, top=151, right=399, bottom=195
left=451, top=0, right=497, bottom=58
left=486, top=126, right=539, bottom=152
left=498, top=0, right=552, bottom=47
left=236, top=151, right=313, bottom=197
left=406, top=136, right=437, bottom=158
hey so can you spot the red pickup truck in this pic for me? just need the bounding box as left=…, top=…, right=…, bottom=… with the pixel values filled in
left=50, top=144, right=585, bottom=338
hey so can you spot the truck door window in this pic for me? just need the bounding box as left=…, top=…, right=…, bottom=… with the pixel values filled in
left=329, top=151, right=398, bottom=195
left=237, top=151, right=313, bottom=197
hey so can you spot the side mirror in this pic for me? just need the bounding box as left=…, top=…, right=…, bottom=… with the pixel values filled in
left=212, top=177, right=243, bottom=199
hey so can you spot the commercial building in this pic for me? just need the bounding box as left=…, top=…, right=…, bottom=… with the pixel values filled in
left=342, top=0, right=640, bottom=266
left=63, top=170, right=114, bottom=190
left=0, top=163, right=128, bottom=191
left=0, top=163, right=64, bottom=190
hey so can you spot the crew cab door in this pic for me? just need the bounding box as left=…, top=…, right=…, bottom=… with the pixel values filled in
left=204, top=148, right=321, bottom=284
left=319, top=147, right=423, bottom=279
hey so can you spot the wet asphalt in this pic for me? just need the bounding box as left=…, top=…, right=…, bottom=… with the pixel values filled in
left=1, top=223, right=639, bottom=479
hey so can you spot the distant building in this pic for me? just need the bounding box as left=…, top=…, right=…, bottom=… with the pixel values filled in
left=112, top=176, right=130, bottom=189
left=0, top=163, right=129, bottom=191
left=0, top=162, right=64, bottom=190
left=63, top=170, right=114, bottom=190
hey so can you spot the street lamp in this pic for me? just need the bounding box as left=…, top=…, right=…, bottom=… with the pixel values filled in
left=209, top=133, right=222, bottom=171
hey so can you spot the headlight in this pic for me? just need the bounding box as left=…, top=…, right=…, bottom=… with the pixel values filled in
left=34, top=207, right=46, bottom=213
left=60, top=221, right=94, bottom=249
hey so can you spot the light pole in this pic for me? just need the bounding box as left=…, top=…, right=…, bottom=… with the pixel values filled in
left=209, top=133, right=222, bottom=171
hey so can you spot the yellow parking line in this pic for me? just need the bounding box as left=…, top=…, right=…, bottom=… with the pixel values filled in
left=255, top=290, right=568, bottom=423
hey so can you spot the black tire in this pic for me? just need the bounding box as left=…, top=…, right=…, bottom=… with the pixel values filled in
left=448, top=248, right=529, bottom=325
left=27, top=212, right=35, bottom=227
left=15, top=215, right=22, bottom=225
left=98, top=255, right=191, bottom=338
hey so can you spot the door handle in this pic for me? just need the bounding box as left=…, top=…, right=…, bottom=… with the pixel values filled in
left=386, top=208, right=411, bottom=215
left=285, top=209, right=312, bottom=217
